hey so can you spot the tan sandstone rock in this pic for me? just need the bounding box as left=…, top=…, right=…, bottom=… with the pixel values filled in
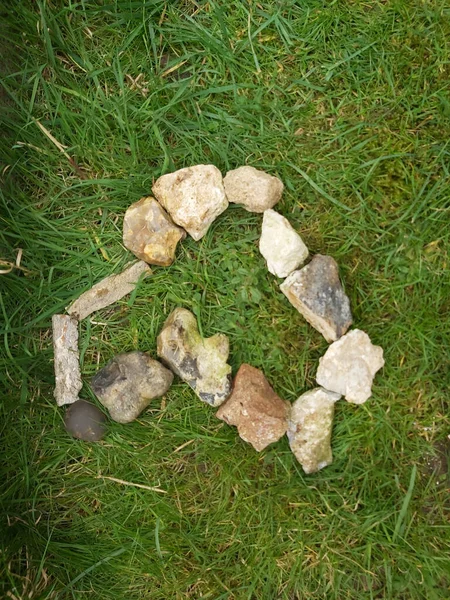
left=287, top=387, right=340, bottom=474
left=316, top=329, right=384, bottom=404
left=152, top=165, right=228, bottom=241
left=216, top=364, right=290, bottom=451
left=223, top=166, right=284, bottom=213
left=280, top=255, right=352, bottom=342
left=123, top=196, right=185, bottom=266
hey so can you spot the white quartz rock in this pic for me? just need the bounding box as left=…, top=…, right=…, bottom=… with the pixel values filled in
left=316, top=329, right=384, bottom=404
left=152, top=165, right=228, bottom=241
left=287, top=387, right=341, bottom=474
left=259, top=209, right=309, bottom=278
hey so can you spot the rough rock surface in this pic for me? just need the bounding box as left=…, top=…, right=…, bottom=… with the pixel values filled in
left=152, top=165, right=228, bottom=241
left=280, top=254, right=352, bottom=342
left=91, top=351, right=173, bottom=423
left=52, top=314, right=82, bottom=406
left=67, top=261, right=151, bottom=320
left=123, top=196, right=186, bottom=266
left=287, top=387, right=341, bottom=474
left=259, top=209, right=309, bottom=278
left=316, top=329, right=384, bottom=404
left=223, top=165, right=284, bottom=213
left=64, top=399, right=107, bottom=441
left=157, top=307, right=231, bottom=407
left=216, top=364, right=290, bottom=451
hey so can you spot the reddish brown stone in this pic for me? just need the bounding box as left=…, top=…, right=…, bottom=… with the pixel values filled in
left=216, top=364, right=290, bottom=451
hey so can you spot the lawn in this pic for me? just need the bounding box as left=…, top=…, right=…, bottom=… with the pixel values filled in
left=1, top=0, right=449, bottom=598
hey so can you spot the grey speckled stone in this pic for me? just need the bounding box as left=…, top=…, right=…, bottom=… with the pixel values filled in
left=123, top=196, right=186, bottom=266
left=91, top=351, right=173, bottom=423
left=287, top=387, right=340, bottom=474
left=157, top=307, right=232, bottom=407
left=280, top=255, right=352, bottom=342
left=316, top=329, right=384, bottom=404
left=52, top=314, right=82, bottom=406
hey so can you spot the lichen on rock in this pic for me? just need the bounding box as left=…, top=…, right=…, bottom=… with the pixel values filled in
left=287, top=387, right=340, bottom=474
left=157, top=307, right=232, bottom=407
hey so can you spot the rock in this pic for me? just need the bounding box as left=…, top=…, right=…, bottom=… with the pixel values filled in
left=316, top=329, right=384, bottom=404
left=259, top=209, right=309, bottom=278
left=123, top=196, right=186, bottom=267
left=280, top=255, right=352, bottom=342
left=157, top=307, right=231, bottom=407
left=152, top=165, right=228, bottom=241
left=64, top=399, right=107, bottom=441
left=67, top=261, right=151, bottom=320
left=91, top=351, right=173, bottom=423
left=287, top=387, right=340, bottom=474
left=52, top=314, right=82, bottom=406
left=216, top=364, right=290, bottom=451
left=223, top=166, right=283, bottom=213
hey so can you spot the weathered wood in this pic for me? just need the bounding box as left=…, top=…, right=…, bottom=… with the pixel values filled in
left=52, top=314, right=82, bottom=406
left=66, top=261, right=151, bottom=320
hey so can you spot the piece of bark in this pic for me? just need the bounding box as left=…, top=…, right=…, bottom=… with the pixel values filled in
left=67, top=261, right=151, bottom=320
left=52, top=314, right=82, bottom=406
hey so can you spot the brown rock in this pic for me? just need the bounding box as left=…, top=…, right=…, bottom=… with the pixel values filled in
left=216, top=364, right=290, bottom=451
left=52, top=314, right=82, bottom=406
left=123, top=196, right=186, bottom=266
left=280, top=254, right=352, bottom=342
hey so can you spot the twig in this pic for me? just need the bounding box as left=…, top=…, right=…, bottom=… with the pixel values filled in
left=0, top=249, right=33, bottom=275
left=34, top=119, right=87, bottom=179
left=97, top=475, right=167, bottom=494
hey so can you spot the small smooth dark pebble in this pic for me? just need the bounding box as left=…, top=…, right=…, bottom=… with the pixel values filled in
left=64, top=400, right=107, bottom=441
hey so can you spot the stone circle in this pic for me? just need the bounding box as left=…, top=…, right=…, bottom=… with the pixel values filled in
left=53, top=163, right=385, bottom=475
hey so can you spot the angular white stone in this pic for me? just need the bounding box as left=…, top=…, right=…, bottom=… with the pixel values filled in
left=316, top=329, right=384, bottom=404
left=223, top=166, right=284, bottom=213
left=287, top=387, right=341, bottom=474
left=52, top=314, right=82, bottom=406
left=259, top=209, right=309, bottom=278
left=152, top=165, right=228, bottom=241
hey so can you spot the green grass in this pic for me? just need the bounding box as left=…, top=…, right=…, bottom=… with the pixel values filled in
left=1, top=0, right=449, bottom=598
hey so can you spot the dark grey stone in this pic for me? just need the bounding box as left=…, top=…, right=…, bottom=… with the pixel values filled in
left=280, top=254, right=352, bottom=342
left=64, top=400, right=107, bottom=442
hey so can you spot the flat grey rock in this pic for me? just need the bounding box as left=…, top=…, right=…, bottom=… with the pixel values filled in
left=123, top=196, right=186, bottom=266
left=223, top=166, right=283, bottom=213
left=287, top=387, right=340, bottom=474
left=152, top=165, right=228, bottom=241
left=52, top=314, right=82, bottom=406
left=91, top=351, right=173, bottom=423
left=280, top=254, right=352, bottom=342
left=316, top=329, right=384, bottom=404
left=157, top=307, right=232, bottom=407
left=259, top=209, right=309, bottom=278
left=67, top=261, right=151, bottom=320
